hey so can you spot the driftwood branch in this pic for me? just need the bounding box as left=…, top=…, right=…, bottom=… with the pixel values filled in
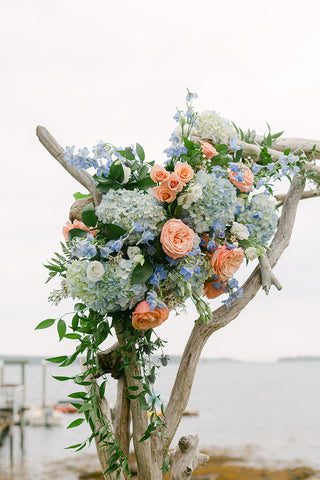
left=276, top=187, right=320, bottom=206
left=111, top=376, right=130, bottom=477
left=169, top=435, right=209, bottom=480
left=258, top=256, right=282, bottom=294
left=80, top=360, right=125, bottom=480
left=97, top=342, right=123, bottom=379
left=36, top=126, right=102, bottom=206
left=163, top=175, right=306, bottom=450
left=254, top=136, right=320, bottom=159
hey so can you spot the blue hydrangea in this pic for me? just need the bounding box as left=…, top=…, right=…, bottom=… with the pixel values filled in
left=237, top=194, right=278, bottom=245
left=66, top=258, right=147, bottom=313
left=95, top=189, right=166, bottom=243
left=187, top=171, right=237, bottom=233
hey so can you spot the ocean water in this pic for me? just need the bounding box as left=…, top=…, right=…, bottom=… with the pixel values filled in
left=0, top=359, right=320, bottom=477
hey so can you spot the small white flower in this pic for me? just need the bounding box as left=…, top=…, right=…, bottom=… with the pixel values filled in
left=177, top=183, right=202, bottom=210
left=245, top=247, right=259, bottom=261
left=86, top=261, right=105, bottom=282
left=127, top=246, right=141, bottom=259
left=121, top=164, right=131, bottom=184
left=231, top=222, right=249, bottom=240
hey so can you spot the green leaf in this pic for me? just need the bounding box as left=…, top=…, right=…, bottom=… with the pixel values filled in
left=131, top=260, right=153, bottom=284
left=74, top=303, right=87, bottom=312
left=64, top=333, right=82, bottom=340
left=101, top=223, right=126, bottom=240
left=67, top=418, right=85, bottom=429
left=174, top=205, right=183, bottom=217
left=68, top=391, right=87, bottom=399
left=73, top=192, right=91, bottom=200
left=93, top=174, right=110, bottom=183
left=136, top=143, right=145, bottom=161
left=81, top=203, right=97, bottom=228
left=65, top=443, right=83, bottom=450
left=104, top=463, right=119, bottom=475
left=52, top=376, right=72, bottom=381
left=109, top=162, right=124, bottom=182
left=183, top=136, right=195, bottom=150
left=68, top=228, right=87, bottom=242
left=72, top=313, right=80, bottom=330
left=136, top=177, right=156, bottom=190
left=99, top=381, right=107, bottom=399
left=272, top=131, right=284, bottom=140
left=35, top=318, right=55, bottom=330
left=284, top=148, right=291, bottom=155
left=138, top=165, right=149, bottom=181
left=117, top=149, right=136, bottom=161
left=215, top=144, right=229, bottom=153
left=57, top=319, right=66, bottom=341
left=161, top=455, right=170, bottom=475
left=46, top=355, right=68, bottom=364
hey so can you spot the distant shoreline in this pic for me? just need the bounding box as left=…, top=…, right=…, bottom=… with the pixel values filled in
left=1, top=354, right=320, bottom=364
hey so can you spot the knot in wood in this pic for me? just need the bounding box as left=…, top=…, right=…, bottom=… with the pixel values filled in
left=178, top=436, right=191, bottom=452
left=184, top=466, right=192, bottom=476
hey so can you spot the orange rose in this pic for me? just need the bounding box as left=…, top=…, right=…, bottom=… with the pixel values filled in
left=132, top=301, right=169, bottom=331
left=228, top=167, right=254, bottom=193
left=167, top=173, right=184, bottom=192
left=210, top=245, right=244, bottom=281
left=174, top=161, right=194, bottom=183
left=150, top=165, right=170, bottom=183
left=203, top=279, right=227, bottom=299
left=199, top=141, right=218, bottom=160
left=160, top=219, right=195, bottom=259
left=153, top=183, right=177, bottom=203
left=62, top=220, right=97, bottom=242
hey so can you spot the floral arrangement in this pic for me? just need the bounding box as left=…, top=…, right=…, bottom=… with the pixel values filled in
left=37, top=91, right=305, bottom=475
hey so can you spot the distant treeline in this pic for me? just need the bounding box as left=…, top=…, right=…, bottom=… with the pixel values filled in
left=278, top=356, right=320, bottom=362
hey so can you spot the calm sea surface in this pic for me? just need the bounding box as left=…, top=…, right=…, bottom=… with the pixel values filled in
left=0, top=359, right=320, bottom=477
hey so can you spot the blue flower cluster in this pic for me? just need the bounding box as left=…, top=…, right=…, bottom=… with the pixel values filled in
left=187, top=171, right=237, bottom=233
left=237, top=194, right=278, bottom=245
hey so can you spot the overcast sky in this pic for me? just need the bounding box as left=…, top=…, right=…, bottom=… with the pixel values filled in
left=1, top=0, right=320, bottom=361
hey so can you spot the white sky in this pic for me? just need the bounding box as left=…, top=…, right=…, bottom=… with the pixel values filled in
left=1, top=0, right=320, bottom=361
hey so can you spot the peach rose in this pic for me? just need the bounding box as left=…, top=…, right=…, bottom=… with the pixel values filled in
left=174, top=161, right=194, bottom=183
left=62, top=220, right=97, bottom=242
left=153, top=183, right=177, bottom=203
left=210, top=245, right=244, bottom=281
left=200, top=141, right=218, bottom=160
left=160, top=219, right=195, bottom=259
left=132, top=300, right=169, bottom=331
left=150, top=165, right=170, bottom=183
left=167, top=173, right=184, bottom=192
left=228, top=167, right=254, bottom=193
left=203, top=279, right=227, bottom=299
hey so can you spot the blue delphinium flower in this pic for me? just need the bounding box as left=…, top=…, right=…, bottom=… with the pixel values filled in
left=149, top=266, right=168, bottom=287
left=72, top=237, right=97, bottom=258
left=229, top=137, right=243, bottom=152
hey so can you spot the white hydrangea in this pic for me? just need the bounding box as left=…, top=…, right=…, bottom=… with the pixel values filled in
left=66, top=259, right=147, bottom=313
left=191, top=110, right=237, bottom=145
left=96, top=189, right=166, bottom=243
left=230, top=222, right=250, bottom=240
left=237, top=194, right=278, bottom=245
left=187, top=171, right=237, bottom=233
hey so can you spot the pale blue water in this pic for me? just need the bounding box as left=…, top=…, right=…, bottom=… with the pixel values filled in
left=0, top=359, right=320, bottom=477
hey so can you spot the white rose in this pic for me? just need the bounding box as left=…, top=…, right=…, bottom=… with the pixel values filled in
left=230, top=221, right=249, bottom=240
left=245, top=247, right=258, bottom=261
left=177, top=183, right=202, bottom=209
left=86, top=261, right=105, bottom=282
left=122, top=164, right=131, bottom=184
left=188, top=183, right=202, bottom=203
